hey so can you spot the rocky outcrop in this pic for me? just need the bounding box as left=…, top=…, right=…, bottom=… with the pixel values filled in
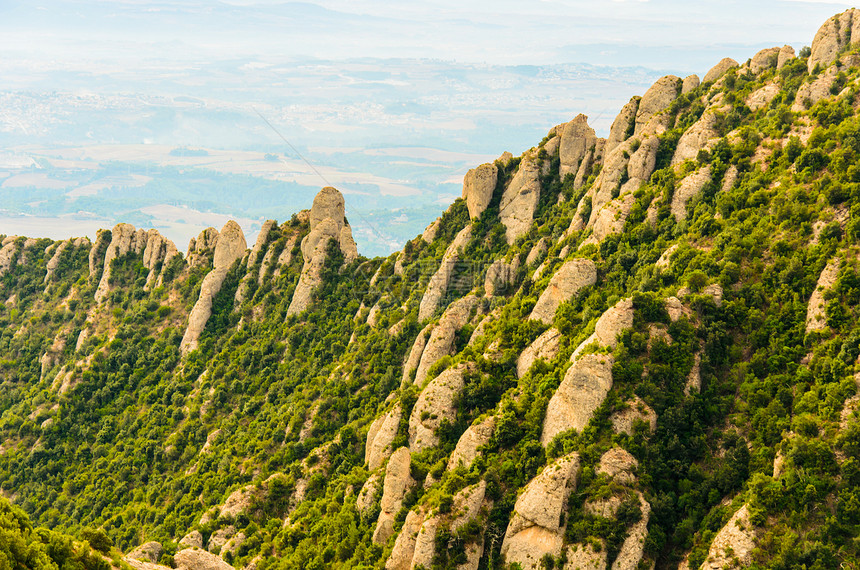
left=235, top=219, right=276, bottom=304
left=484, top=258, right=518, bottom=297
left=124, top=559, right=172, bottom=570
left=463, top=163, right=498, bottom=219
left=701, top=505, right=756, bottom=569
left=44, top=240, right=69, bottom=282
left=808, top=9, right=860, bottom=72
left=746, top=84, right=780, bottom=112
left=672, top=111, right=721, bottom=165
left=180, top=221, right=247, bottom=353
left=413, top=295, right=478, bottom=385
left=656, top=245, right=678, bottom=271
left=417, top=226, right=472, bottom=322
left=703, top=58, right=739, bottom=83
left=207, top=527, right=235, bottom=554
left=682, top=74, right=700, bottom=94
left=542, top=354, right=615, bottom=445
left=501, top=453, right=580, bottom=570
left=366, top=404, right=401, bottom=471
left=582, top=193, right=637, bottom=247
left=409, top=366, right=467, bottom=453
left=559, top=114, right=598, bottom=180
left=180, top=531, right=204, bottom=550
left=526, top=238, right=549, bottom=267
left=597, top=448, right=638, bottom=485
left=187, top=228, right=220, bottom=268
left=792, top=64, right=840, bottom=112
left=571, top=298, right=634, bottom=361
left=128, top=542, right=163, bottom=563
left=422, top=219, right=441, bottom=243
left=634, top=76, right=680, bottom=136
left=288, top=187, right=358, bottom=316
left=564, top=543, right=607, bottom=570
left=529, top=259, right=597, bottom=324
left=174, top=548, right=234, bottom=570
left=750, top=47, right=780, bottom=74
left=373, top=447, right=415, bottom=544
left=605, top=97, right=640, bottom=156
left=611, top=396, right=658, bottom=436
left=88, top=229, right=111, bottom=276
left=517, top=328, right=562, bottom=378
left=385, top=509, right=426, bottom=570
left=356, top=472, right=381, bottom=517
left=448, top=415, right=495, bottom=470
left=94, top=223, right=144, bottom=302
left=499, top=156, right=541, bottom=244
left=611, top=493, right=651, bottom=570
left=806, top=258, right=840, bottom=332
left=671, top=166, right=712, bottom=221
left=777, top=45, right=796, bottom=69
left=402, top=326, right=429, bottom=385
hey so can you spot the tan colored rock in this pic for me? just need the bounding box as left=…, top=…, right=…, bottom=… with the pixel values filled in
left=605, top=97, right=640, bottom=156
left=180, top=531, right=204, bottom=550
left=560, top=114, right=598, bottom=179
left=413, top=295, right=478, bottom=385
left=463, top=163, right=499, bottom=219
left=597, top=448, right=638, bottom=485
left=530, top=259, right=597, bottom=324
left=385, top=509, right=425, bottom=570
left=671, top=166, right=711, bottom=221
left=564, top=543, right=607, bottom=570
left=402, top=326, right=429, bottom=385
left=124, top=558, right=173, bottom=570
left=373, top=447, right=415, bottom=545
left=272, top=233, right=299, bottom=277
left=701, top=505, right=756, bottom=569
left=635, top=76, right=680, bottom=136
left=422, top=218, right=441, bottom=243
left=746, top=84, right=779, bottom=112
left=526, top=238, right=549, bottom=267
left=219, top=484, right=257, bottom=519
left=44, top=240, right=68, bottom=282
left=517, top=328, right=562, bottom=378
left=409, top=366, right=467, bottom=453
left=682, top=74, right=700, bottom=94
left=366, top=404, right=402, bottom=471
left=703, top=283, right=724, bottom=307
left=418, top=225, right=472, bottom=322
left=806, top=258, right=840, bottom=332
left=611, top=396, right=658, bottom=436
left=128, top=542, right=163, bottom=563
left=665, top=296, right=692, bottom=322
left=187, top=227, right=219, bottom=268
left=686, top=352, right=702, bottom=394
left=448, top=415, right=496, bottom=470
left=794, top=63, right=840, bottom=112
left=582, top=193, right=637, bottom=247
left=500, top=156, right=541, bottom=244
left=572, top=298, right=635, bottom=361
left=777, top=45, right=796, bottom=69
left=611, top=493, right=650, bottom=570
left=656, top=245, right=678, bottom=271
left=247, top=220, right=276, bottom=267
left=356, top=472, right=381, bottom=516
left=221, top=533, right=245, bottom=559
left=94, top=223, right=140, bottom=302
left=750, top=47, right=780, bottom=74
left=672, top=111, right=721, bottom=165
left=703, top=58, right=738, bottom=83
left=542, top=354, right=614, bottom=445
left=174, top=548, right=234, bottom=570
left=501, top=453, right=580, bottom=570
left=485, top=258, right=517, bottom=297
left=808, top=9, right=860, bottom=72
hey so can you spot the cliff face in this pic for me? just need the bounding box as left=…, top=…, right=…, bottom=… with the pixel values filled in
left=4, top=10, right=860, bottom=570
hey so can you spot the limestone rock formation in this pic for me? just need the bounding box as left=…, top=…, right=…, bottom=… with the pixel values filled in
left=484, top=258, right=518, bottom=297
left=656, top=245, right=678, bottom=271
left=611, top=395, right=658, bottom=436
left=413, top=295, right=478, bottom=385
left=288, top=187, right=358, bottom=316
left=672, top=111, right=721, bottom=165
left=418, top=226, right=472, bottom=322
left=671, top=166, right=712, bottom=221
left=750, top=47, right=780, bottom=74
left=807, top=258, right=840, bottom=332
left=408, top=366, right=467, bottom=453
left=385, top=509, right=425, bottom=570
left=402, top=326, right=429, bottom=385
left=124, top=558, right=172, bottom=570
left=559, top=114, right=598, bottom=180
left=611, top=493, right=651, bottom=570
left=207, top=527, right=235, bottom=554
left=564, top=543, right=607, bottom=570
left=571, top=298, right=635, bottom=361
left=501, top=453, right=580, bottom=570
left=808, top=9, right=860, bottom=72
left=373, top=447, right=414, bottom=544
left=95, top=223, right=145, bottom=302
left=635, top=76, right=680, bottom=136
left=235, top=220, right=276, bottom=304
left=792, top=64, right=840, bottom=112
left=366, top=404, right=401, bottom=471
left=87, top=229, right=110, bottom=276
left=526, top=238, right=549, bottom=267
left=605, top=97, right=640, bottom=156
left=421, top=219, right=441, bottom=243
left=529, top=259, right=597, bottom=324
left=746, top=84, right=780, bottom=111
left=447, top=415, right=495, bottom=470
left=187, top=228, right=220, bottom=268
left=541, top=354, right=615, bottom=445
left=682, top=74, right=700, bottom=94
left=777, top=45, right=796, bottom=69
left=181, top=221, right=248, bottom=353
left=597, top=448, right=638, bottom=484
left=174, top=548, right=234, bottom=570
left=179, top=531, right=204, bottom=550
left=701, top=505, right=756, bottom=569
left=44, top=240, right=69, bottom=282
left=499, top=156, right=541, bottom=244
left=463, top=163, right=498, bottom=219
left=356, top=472, right=381, bottom=516
left=517, top=327, right=562, bottom=378
left=703, top=58, right=739, bottom=83
left=128, top=542, right=163, bottom=563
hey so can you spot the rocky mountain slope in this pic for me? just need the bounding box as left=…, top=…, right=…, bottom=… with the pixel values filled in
left=3, top=9, right=860, bottom=570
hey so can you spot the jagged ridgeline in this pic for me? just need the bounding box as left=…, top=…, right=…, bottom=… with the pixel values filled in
left=6, top=10, right=860, bottom=570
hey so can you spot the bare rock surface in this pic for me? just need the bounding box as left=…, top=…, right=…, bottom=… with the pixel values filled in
left=366, top=404, right=402, bottom=471
left=463, top=163, right=499, bottom=219
left=128, top=542, right=163, bottom=563
left=385, top=509, right=425, bottom=570
left=180, top=531, right=204, bottom=550
left=572, top=298, right=635, bottom=361
left=611, top=493, right=650, bottom=570
left=682, top=74, right=700, bottom=94
left=501, top=453, right=580, bottom=570
left=792, top=65, right=839, bottom=112
left=517, top=328, right=562, bottom=378
left=187, top=227, right=220, bottom=268
left=124, top=559, right=173, bottom=570
left=559, top=114, right=598, bottom=179
left=746, top=84, right=780, bottom=111
left=526, top=238, right=549, bottom=267
left=777, top=45, right=796, bottom=69
left=671, top=166, right=712, bottom=221
left=208, top=527, right=235, bottom=554
left=605, top=97, right=640, bottom=156
left=672, top=111, right=721, bottom=165
left=530, top=259, right=597, bottom=324
left=414, top=295, right=478, bottom=385
left=95, top=223, right=141, bottom=302
left=542, top=354, right=615, bottom=445
left=500, top=156, right=541, bottom=244
left=807, top=258, right=840, bottom=332
left=418, top=226, right=472, bottom=322
left=564, top=543, right=607, bottom=570
left=808, top=9, right=860, bottom=72
left=174, top=548, right=234, bottom=570
left=703, top=58, right=738, bottom=83
left=373, top=447, right=414, bottom=545
left=448, top=415, right=496, bottom=470
left=610, top=396, right=658, bottom=436
left=656, top=245, right=678, bottom=271
left=635, top=76, right=680, bottom=136
left=409, top=366, right=467, bottom=453
left=485, top=258, right=518, bottom=297
left=402, top=326, right=430, bottom=385
left=422, top=218, right=441, bottom=243
left=750, top=47, right=780, bottom=74
left=700, top=504, right=756, bottom=569
left=597, top=448, right=638, bottom=484
left=356, top=472, right=381, bottom=516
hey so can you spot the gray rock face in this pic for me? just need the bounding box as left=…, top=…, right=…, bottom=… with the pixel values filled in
left=373, top=447, right=415, bottom=545
left=634, top=76, right=680, bottom=136
left=484, top=258, right=518, bottom=297
left=700, top=505, right=756, bottom=569
left=808, top=9, right=860, bottom=72
left=542, top=354, right=615, bottom=445
left=448, top=415, right=495, bottom=470
left=517, top=327, right=562, bottom=378
left=499, top=156, right=541, bottom=244
left=703, top=58, right=739, bottom=83
left=181, top=221, right=248, bottom=353
left=682, top=74, right=700, bottom=94
left=174, top=548, right=234, bottom=570
left=288, top=187, right=358, bottom=316
left=529, top=259, right=597, bottom=324
left=409, top=366, right=467, bottom=453
left=559, top=114, right=598, bottom=180
left=187, top=227, right=220, bottom=268
left=414, top=295, right=478, bottom=385
left=671, top=166, right=712, bottom=221
left=418, top=226, right=472, bottom=322
left=750, top=47, right=780, bottom=74
left=463, top=163, right=499, bottom=219
left=128, top=542, right=163, bottom=563
left=366, top=404, right=402, bottom=471
left=501, top=453, right=580, bottom=570
left=777, top=45, right=796, bottom=69
left=402, top=326, right=429, bottom=385
left=605, top=97, right=640, bottom=157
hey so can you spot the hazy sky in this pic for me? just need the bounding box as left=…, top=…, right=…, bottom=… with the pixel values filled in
left=2, top=0, right=858, bottom=73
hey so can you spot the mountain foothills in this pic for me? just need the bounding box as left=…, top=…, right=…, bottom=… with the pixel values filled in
left=6, top=10, right=860, bottom=570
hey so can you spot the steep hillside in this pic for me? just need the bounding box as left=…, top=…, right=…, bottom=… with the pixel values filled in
left=4, top=9, right=860, bottom=570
